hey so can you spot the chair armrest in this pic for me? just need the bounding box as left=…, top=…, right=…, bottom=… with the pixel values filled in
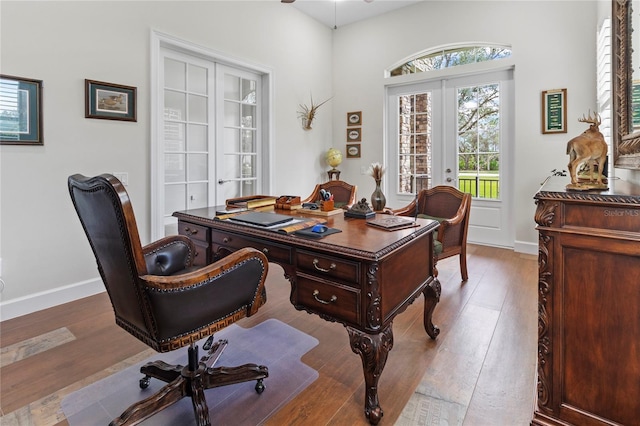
left=390, top=199, right=417, bottom=217
left=143, top=235, right=196, bottom=276
left=141, top=247, right=268, bottom=314
left=140, top=247, right=269, bottom=342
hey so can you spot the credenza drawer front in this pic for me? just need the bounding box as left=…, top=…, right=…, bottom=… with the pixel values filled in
left=296, top=250, right=359, bottom=285
left=296, top=274, right=360, bottom=324
left=178, top=222, right=209, bottom=243
left=211, top=232, right=292, bottom=264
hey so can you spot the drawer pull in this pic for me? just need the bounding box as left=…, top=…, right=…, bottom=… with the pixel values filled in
left=262, top=248, right=269, bottom=255
left=313, top=258, right=336, bottom=273
left=223, top=237, right=230, bottom=244
left=313, top=289, right=337, bottom=305
left=184, top=227, right=198, bottom=236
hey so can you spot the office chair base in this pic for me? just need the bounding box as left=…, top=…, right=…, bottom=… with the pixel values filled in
left=111, top=341, right=268, bottom=426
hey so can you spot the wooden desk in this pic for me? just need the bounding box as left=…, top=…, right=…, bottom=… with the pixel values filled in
left=173, top=208, right=441, bottom=424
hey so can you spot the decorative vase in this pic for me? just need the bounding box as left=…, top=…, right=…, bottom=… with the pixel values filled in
left=371, top=179, right=386, bottom=211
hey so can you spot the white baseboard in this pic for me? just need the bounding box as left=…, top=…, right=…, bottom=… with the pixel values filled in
left=0, top=278, right=105, bottom=322
left=514, top=240, right=538, bottom=256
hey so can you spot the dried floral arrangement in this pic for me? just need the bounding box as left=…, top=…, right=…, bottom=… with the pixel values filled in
left=298, top=94, right=331, bottom=130
left=368, top=162, right=385, bottom=181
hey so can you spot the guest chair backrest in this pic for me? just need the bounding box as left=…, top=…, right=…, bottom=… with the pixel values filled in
left=392, top=185, right=471, bottom=281
left=303, top=180, right=357, bottom=209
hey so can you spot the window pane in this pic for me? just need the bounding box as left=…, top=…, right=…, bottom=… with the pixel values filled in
left=242, top=129, right=255, bottom=152
left=242, top=154, right=255, bottom=178
left=224, top=74, right=240, bottom=100
left=242, top=104, right=256, bottom=128
left=188, top=182, right=208, bottom=209
left=165, top=59, right=185, bottom=90
left=225, top=101, right=240, bottom=127
left=224, top=127, right=240, bottom=152
left=164, top=90, right=185, bottom=120
left=188, top=94, right=207, bottom=123
left=188, top=124, right=207, bottom=152
left=242, top=78, right=256, bottom=104
left=389, top=45, right=511, bottom=77
left=165, top=184, right=185, bottom=215
left=165, top=153, right=185, bottom=183
left=188, top=65, right=207, bottom=95
left=188, top=153, right=208, bottom=181
left=165, top=122, right=185, bottom=152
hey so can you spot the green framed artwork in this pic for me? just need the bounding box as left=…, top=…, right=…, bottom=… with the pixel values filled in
left=0, top=74, right=43, bottom=145
left=85, top=79, right=137, bottom=122
left=541, top=88, right=567, bottom=134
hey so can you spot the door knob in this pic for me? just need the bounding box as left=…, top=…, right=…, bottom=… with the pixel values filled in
left=447, top=177, right=453, bottom=182
left=446, top=168, right=452, bottom=173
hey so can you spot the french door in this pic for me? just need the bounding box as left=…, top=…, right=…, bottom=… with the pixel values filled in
left=153, top=45, right=266, bottom=239
left=386, top=68, right=514, bottom=247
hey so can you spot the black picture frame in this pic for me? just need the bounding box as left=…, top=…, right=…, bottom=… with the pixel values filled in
left=0, top=74, right=43, bottom=145
left=85, top=79, right=137, bottom=122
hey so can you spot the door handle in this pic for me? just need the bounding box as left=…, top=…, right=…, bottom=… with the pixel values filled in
left=218, top=179, right=229, bottom=185
left=447, top=177, right=453, bottom=182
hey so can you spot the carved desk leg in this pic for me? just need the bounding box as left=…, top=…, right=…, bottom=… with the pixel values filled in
left=423, top=278, right=441, bottom=339
left=346, top=324, right=394, bottom=425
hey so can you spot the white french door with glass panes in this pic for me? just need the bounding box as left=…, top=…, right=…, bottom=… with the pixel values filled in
left=215, top=65, right=261, bottom=205
left=161, top=51, right=213, bottom=237
left=156, top=48, right=265, bottom=238
left=386, top=68, right=514, bottom=248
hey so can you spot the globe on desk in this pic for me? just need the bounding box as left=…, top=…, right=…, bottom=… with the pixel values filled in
left=326, top=147, right=343, bottom=170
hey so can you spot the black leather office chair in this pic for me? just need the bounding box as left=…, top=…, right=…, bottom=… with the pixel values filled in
left=68, top=173, right=269, bottom=426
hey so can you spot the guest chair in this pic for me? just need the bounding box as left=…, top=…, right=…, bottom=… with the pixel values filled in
left=68, top=173, right=269, bottom=426
left=392, top=185, right=471, bottom=281
left=302, top=179, right=357, bottom=209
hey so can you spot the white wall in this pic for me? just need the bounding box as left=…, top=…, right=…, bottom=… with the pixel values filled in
left=0, top=1, right=334, bottom=319
left=0, top=0, right=619, bottom=320
left=330, top=0, right=604, bottom=254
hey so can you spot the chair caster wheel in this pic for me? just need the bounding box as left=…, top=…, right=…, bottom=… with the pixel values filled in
left=139, top=376, right=150, bottom=389
left=255, top=379, right=265, bottom=394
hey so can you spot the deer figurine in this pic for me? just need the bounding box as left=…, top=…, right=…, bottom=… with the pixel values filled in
left=566, top=111, right=608, bottom=187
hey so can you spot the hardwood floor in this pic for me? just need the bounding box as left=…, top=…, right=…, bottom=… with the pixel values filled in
left=0, top=244, right=538, bottom=425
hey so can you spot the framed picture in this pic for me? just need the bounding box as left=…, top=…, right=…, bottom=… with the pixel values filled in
left=346, top=144, right=361, bottom=158
left=347, top=127, right=362, bottom=142
left=0, top=74, right=43, bottom=145
left=347, top=111, right=362, bottom=126
left=541, top=88, right=567, bottom=134
left=85, top=79, right=137, bottom=122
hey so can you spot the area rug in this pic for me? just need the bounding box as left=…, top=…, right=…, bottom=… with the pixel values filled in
left=61, top=319, right=319, bottom=425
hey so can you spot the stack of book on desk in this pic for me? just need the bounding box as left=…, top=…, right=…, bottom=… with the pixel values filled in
left=225, top=195, right=277, bottom=212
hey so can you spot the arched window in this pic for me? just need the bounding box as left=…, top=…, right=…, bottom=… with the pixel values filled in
left=388, top=44, right=511, bottom=77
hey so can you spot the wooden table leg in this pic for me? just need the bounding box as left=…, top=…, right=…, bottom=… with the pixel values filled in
left=423, top=277, right=441, bottom=339
left=346, top=324, right=394, bottom=425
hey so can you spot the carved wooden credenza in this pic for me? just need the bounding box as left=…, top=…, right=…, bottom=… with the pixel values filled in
left=532, top=177, right=640, bottom=426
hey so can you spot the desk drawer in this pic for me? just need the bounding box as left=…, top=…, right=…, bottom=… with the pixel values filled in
left=296, top=250, right=360, bottom=285
left=296, top=273, right=360, bottom=324
left=178, top=222, right=209, bottom=243
left=211, top=232, right=292, bottom=264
